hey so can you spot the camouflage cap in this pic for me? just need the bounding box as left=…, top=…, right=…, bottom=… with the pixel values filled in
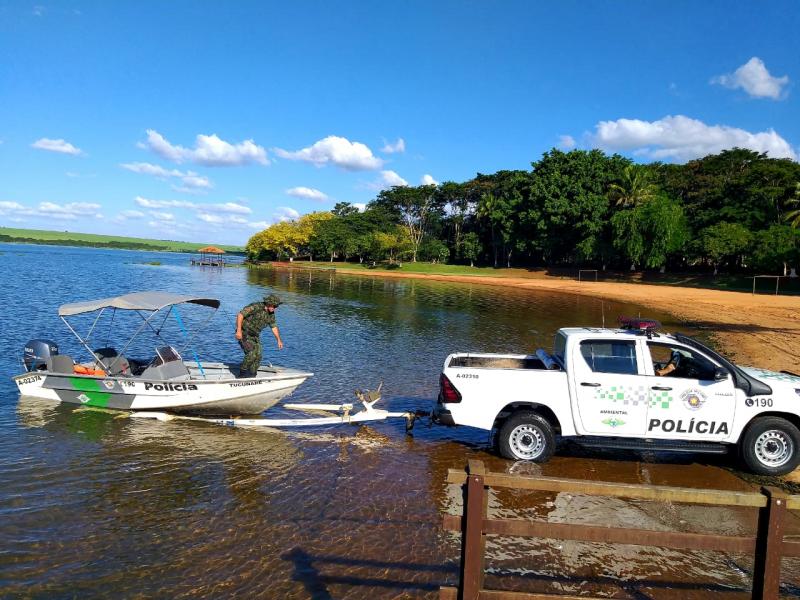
left=263, top=293, right=282, bottom=306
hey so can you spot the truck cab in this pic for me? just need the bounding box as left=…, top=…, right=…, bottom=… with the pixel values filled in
left=435, top=321, right=800, bottom=476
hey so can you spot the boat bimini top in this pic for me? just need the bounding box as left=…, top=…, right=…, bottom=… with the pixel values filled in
left=57, top=291, right=221, bottom=377
left=58, top=291, right=220, bottom=316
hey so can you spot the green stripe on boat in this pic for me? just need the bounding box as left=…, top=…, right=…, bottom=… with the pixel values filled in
left=69, top=377, right=112, bottom=408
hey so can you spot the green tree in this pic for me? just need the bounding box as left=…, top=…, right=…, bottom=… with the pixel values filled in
left=782, top=183, right=800, bottom=228
left=461, top=232, right=481, bottom=267
left=612, top=194, right=688, bottom=271
left=528, top=150, right=629, bottom=265
left=371, top=226, right=412, bottom=264
left=700, top=222, right=752, bottom=274
left=436, top=181, right=479, bottom=260
left=608, top=164, right=657, bottom=208
left=332, top=202, right=360, bottom=218
left=370, top=185, right=444, bottom=262
left=752, top=224, right=799, bottom=275
left=476, top=192, right=520, bottom=267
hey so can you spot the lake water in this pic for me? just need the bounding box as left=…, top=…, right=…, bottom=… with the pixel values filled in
left=1, top=243, right=798, bottom=598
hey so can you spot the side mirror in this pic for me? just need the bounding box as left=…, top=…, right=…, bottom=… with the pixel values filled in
left=714, top=367, right=730, bottom=381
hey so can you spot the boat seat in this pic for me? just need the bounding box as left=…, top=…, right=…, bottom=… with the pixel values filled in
left=100, top=355, right=132, bottom=376
left=50, top=355, right=75, bottom=374
left=93, top=347, right=132, bottom=376
left=140, top=360, right=191, bottom=381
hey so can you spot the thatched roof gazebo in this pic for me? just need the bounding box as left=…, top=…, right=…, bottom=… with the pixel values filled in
left=192, top=245, right=226, bottom=267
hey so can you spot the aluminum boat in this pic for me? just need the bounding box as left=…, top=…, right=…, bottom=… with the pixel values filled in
left=12, top=291, right=312, bottom=415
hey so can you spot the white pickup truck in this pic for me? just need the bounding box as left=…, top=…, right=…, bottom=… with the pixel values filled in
left=433, top=320, right=800, bottom=475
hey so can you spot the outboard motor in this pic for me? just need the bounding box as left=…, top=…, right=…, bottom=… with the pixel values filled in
left=23, top=339, right=59, bottom=372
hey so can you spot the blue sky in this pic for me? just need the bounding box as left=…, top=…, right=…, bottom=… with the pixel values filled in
left=1, top=1, right=798, bottom=245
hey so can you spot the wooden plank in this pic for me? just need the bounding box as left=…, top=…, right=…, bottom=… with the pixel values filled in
left=439, top=586, right=458, bottom=600
left=443, top=513, right=463, bottom=532
left=446, top=470, right=766, bottom=508
left=753, top=486, right=789, bottom=600
left=479, top=591, right=607, bottom=600
left=782, top=539, right=800, bottom=557
left=482, top=518, right=756, bottom=553
left=468, top=459, right=486, bottom=476
left=461, top=473, right=488, bottom=600
left=786, top=495, right=800, bottom=511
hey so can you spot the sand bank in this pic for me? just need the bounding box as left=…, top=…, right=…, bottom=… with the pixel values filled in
left=331, top=267, right=800, bottom=373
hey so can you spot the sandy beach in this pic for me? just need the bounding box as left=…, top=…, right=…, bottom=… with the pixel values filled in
left=329, top=267, right=800, bottom=373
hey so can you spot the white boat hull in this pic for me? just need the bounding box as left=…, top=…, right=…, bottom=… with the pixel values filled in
left=13, top=362, right=313, bottom=415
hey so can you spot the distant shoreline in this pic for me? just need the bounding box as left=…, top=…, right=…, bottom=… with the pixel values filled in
left=0, top=227, right=244, bottom=254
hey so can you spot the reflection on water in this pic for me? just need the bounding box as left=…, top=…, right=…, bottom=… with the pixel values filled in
left=2, top=245, right=800, bottom=597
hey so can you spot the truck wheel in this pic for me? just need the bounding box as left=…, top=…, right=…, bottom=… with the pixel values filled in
left=740, top=417, right=800, bottom=476
left=497, top=411, right=555, bottom=462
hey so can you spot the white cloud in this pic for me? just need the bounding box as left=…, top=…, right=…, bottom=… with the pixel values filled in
left=274, top=135, right=383, bottom=171
left=150, top=211, right=175, bottom=221
left=112, top=209, right=146, bottom=222
left=421, top=174, right=438, bottom=186
left=135, top=196, right=196, bottom=209
left=712, top=57, right=789, bottom=100
left=200, top=202, right=252, bottom=215
left=31, top=138, right=82, bottom=155
left=196, top=212, right=268, bottom=230
left=1, top=200, right=101, bottom=221
left=367, top=171, right=408, bottom=190
left=0, top=201, right=27, bottom=213
left=180, top=174, right=212, bottom=190
left=273, top=206, right=300, bottom=222
left=286, top=186, right=329, bottom=201
left=558, top=135, right=576, bottom=150
left=121, top=161, right=213, bottom=193
left=591, top=114, right=797, bottom=162
left=381, top=137, right=406, bottom=154
left=33, top=5, right=45, bottom=17
left=352, top=203, right=366, bottom=212
left=134, top=196, right=253, bottom=221
left=141, top=130, right=268, bottom=166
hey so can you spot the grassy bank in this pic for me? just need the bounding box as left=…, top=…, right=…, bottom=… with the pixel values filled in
left=0, top=227, right=244, bottom=253
left=264, top=260, right=800, bottom=294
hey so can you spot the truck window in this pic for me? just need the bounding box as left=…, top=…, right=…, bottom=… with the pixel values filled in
left=580, top=340, right=638, bottom=375
left=553, top=332, right=567, bottom=362
left=647, top=342, right=717, bottom=381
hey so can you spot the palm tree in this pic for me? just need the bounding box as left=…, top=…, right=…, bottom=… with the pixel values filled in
left=783, top=183, right=800, bottom=228
left=608, top=165, right=657, bottom=208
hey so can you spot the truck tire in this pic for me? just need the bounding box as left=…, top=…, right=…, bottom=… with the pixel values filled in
left=739, top=417, right=800, bottom=476
left=497, top=411, right=555, bottom=462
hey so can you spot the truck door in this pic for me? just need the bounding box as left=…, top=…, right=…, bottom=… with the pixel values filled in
left=643, top=341, right=737, bottom=441
left=572, top=339, right=649, bottom=436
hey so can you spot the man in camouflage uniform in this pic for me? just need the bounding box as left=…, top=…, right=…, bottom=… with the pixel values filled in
left=235, top=294, right=284, bottom=378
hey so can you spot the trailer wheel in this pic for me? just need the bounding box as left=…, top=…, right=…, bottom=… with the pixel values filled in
left=740, top=416, right=800, bottom=476
left=497, top=411, right=555, bottom=462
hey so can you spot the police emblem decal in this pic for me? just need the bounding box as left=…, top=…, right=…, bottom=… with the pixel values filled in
left=681, top=389, right=707, bottom=411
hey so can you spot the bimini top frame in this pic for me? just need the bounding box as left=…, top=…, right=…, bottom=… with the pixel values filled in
left=58, top=291, right=220, bottom=316
left=57, top=291, right=220, bottom=376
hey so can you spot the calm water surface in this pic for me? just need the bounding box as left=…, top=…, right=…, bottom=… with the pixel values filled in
left=1, top=244, right=799, bottom=598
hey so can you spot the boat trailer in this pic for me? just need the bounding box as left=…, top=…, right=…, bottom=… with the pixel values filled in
left=131, top=384, right=428, bottom=432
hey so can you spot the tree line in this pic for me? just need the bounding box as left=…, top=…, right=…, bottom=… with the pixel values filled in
left=246, top=147, right=800, bottom=275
